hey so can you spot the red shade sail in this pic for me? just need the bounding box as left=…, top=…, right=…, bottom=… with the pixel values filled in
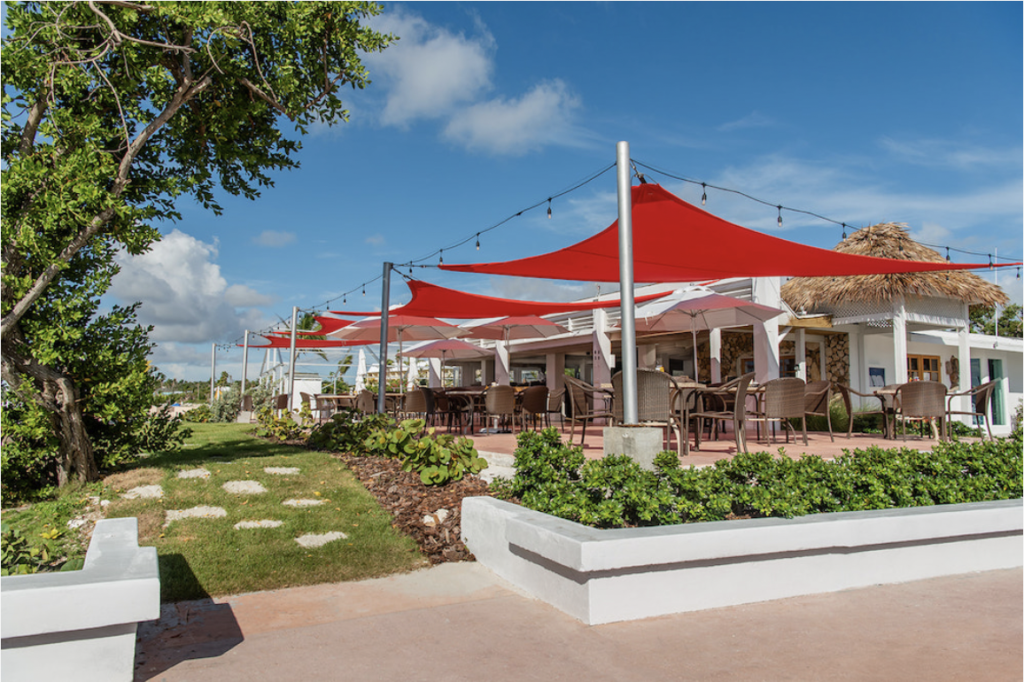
left=244, top=335, right=374, bottom=349
left=330, top=279, right=668, bottom=319
left=266, top=316, right=355, bottom=337
left=440, top=184, right=1015, bottom=282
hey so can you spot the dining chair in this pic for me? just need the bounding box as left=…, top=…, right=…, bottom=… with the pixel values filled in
left=355, top=389, right=376, bottom=416
left=611, top=369, right=685, bottom=456
left=483, top=385, right=517, bottom=433
left=313, top=394, right=335, bottom=424
left=894, top=381, right=947, bottom=441
left=401, top=388, right=429, bottom=421
left=518, top=385, right=550, bottom=431
left=563, top=375, right=614, bottom=447
left=687, top=372, right=755, bottom=454
left=803, top=380, right=834, bottom=442
left=835, top=384, right=890, bottom=439
left=545, top=387, right=566, bottom=430
left=946, top=379, right=999, bottom=440
left=748, top=377, right=808, bottom=446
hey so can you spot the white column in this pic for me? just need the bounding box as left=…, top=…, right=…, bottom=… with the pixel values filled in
left=752, top=277, right=781, bottom=383
left=892, top=298, right=908, bottom=384
left=795, top=328, right=806, bottom=381
left=495, top=341, right=511, bottom=385
left=956, top=304, right=972, bottom=422
left=709, top=328, right=722, bottom=383
left=592, top=309, right=614, bottom=417
left=546, top=353, right=565, bottom=393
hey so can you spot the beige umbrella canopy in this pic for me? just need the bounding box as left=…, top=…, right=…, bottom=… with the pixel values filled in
left=781, top=223, right=1009, bottom=311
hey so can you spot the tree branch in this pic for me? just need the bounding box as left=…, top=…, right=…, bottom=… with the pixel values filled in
left=238, top=77, right=289, bottom=117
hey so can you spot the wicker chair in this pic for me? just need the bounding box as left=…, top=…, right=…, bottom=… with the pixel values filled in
left=483, top=385, right=517, bottom=433
left=313, top=394, right=336, bottom=424
left=355, top=389, right=376, bottom=415
left=946, top=379, right=999, bottom=440
left=272, top=393, right=290, bottom=416
left=748, top=377, right=808, bottom=446
left=401, top=388, right=429, bottom=420
left=836, top=384, right=890, bottom=439
left=611, top=369, right=685, bottom=456
left=687, top=373, right=755, bottom=454
left=546, top=387, right=566, bottom=429
left=563, top=375, right=614, bottom=447
left=894, top=381, right=947, bottom=441
left=803, top=380, right=834, bottom=442
left=519, top=385, right=550, bottom=431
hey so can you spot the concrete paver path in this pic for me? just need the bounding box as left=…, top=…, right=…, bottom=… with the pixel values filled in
left=136, top=564, right=1022, bottom=681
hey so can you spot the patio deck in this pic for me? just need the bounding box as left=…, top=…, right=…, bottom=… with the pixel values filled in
left=460, top=421, right=962, bottom=467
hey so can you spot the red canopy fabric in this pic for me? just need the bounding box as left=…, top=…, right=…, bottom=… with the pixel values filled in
left=330, top=279, right=668, bottom=318
left=266, top=316, right=354, bottom=337
left=440, top=184, right=1014, bottom=282
left=244, top=335, right=374, bottom=349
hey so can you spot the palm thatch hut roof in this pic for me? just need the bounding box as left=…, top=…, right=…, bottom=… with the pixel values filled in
left=781, top=223, right=1009, bottom=312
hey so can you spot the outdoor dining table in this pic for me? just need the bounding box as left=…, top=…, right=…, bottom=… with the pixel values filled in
left=436, top=387, right=487, bottom=434
left=872, top=384, right=902, bottom=439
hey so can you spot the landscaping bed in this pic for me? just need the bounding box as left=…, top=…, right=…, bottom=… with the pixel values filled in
left=334, top=453, right=495, bottom=564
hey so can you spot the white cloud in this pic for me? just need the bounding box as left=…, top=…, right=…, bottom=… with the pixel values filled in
left=110, top=229, right=275, bottom=343
left=364, top=233, right=386, bottom=246
left=879, top=137, right=1022, bottom=170
left=369, top=9, right=494, bottom=127
left=486, top=277, right=598, bottom=303
left=254, top=230, right=296, bottom=247
left=717, top=111, right=775, bottom=132
left=443, top=80, right=582, bottom=155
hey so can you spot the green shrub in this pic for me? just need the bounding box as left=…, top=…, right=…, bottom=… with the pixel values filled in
left=493, top=426, right=1023, bottom=529
left=308, top=409, right=391, bottom=453
left=363, top=419, right=487, bottom=485
left=182, top=405, right=213, bottom=423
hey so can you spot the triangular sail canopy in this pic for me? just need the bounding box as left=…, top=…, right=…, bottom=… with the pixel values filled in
left=330, top=279, right=668, bottom=318
left=440, top=184, right=1015, bottom=282
left=244, top=335, right=374, bottom=349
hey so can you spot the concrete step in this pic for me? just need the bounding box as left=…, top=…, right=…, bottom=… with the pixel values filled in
left=476, top=451, right=516, bottom=484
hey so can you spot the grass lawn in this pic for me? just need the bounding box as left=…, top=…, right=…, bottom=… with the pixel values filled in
left=103, top=423, right=425, bottom=601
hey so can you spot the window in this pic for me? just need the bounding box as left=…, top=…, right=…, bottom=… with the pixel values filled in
left=741, top=356, right=796, bottom=377
left=907, top=355, right=941, bottom=382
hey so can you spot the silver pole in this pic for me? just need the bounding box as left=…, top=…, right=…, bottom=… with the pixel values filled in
left=240, top=329, right=250, bottom=405
left=210, top=343, right=216, bottom=406
left=377, top=262, right=393, bottom=413
left=287, top=306, right=299, bottom=410
left=616, top=141, right=639, bottom=424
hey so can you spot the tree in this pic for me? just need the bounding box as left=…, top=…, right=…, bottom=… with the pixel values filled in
left=969, top=304, right=1023, bottom=338
left=1, top=2, right=393, bottom=486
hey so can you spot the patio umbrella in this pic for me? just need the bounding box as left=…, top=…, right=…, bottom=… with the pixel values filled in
left=632, top=286, right=785, bottom=378
left=330, top=315, right=468, bottom=391
left=404, top=338, right=495, bottom=385
left=463, top=315, right=569, bottom=343
left=354, top=349, right=367, bottom=392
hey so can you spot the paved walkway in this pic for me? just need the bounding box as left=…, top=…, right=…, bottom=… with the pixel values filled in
left=136, top=564, right=1022, bottom=681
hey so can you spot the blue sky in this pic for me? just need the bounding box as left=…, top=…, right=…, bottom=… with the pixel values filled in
left=52, top=2, right=1024, bottom=380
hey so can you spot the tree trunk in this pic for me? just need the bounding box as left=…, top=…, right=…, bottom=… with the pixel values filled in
left=1, top=331, right=100, bottom=485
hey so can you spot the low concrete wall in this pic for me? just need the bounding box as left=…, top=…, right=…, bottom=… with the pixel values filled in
left=462, top=497, right=1023, bottom=625
left=1, top=517, right=161, bottom=682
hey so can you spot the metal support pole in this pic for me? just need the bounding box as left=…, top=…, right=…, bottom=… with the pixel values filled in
left=210, top=343, right=216, bottom=406
left=287, top=306, right=299, bottom=410
left=616, top=141, right=639, bottom=424
left=377, top=262, right=393, bottom=414
left=240, top=330, right=250, bottom=406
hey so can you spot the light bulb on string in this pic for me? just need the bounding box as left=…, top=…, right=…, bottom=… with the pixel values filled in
left=701, top=183, right=707, bottom=206
left=362, top=285, right=365, bottom=296
left=841, top=223, right=847, bottom=239
left=547, top=198, right=552, bottom=219
left=475, top=234, right=480, bottom=250
left=1017, top=267, right=1021, bottom=280
left=439, top=249, right=444, bottom=265
left=946, top=247, right=951, bottom=263
left=988, top=254, right=993, bottom=269
left=776, top=206, right=783, bottom=228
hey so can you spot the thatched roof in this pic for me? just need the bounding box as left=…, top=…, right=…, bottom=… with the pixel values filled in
left=781, top=223, right=1009, bottom=311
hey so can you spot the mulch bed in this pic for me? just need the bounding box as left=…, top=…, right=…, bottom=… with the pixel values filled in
left=334, top=453, right=497, bottom=565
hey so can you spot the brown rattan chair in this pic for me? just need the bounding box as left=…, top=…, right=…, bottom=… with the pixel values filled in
left=611, top=369, right=685, bottom=456
left=803, top=380, right=834, bottom=442
left=946, top=379, right=999, bottom=440
left=688, top=372, right=755, bottom=454
left=313, top=394, right=336, bottom=424
left=748, top=377, right=808, bottom=446
left=836, top=384, right=891, bottom=439
left=519, top=385, right=550, bottom=431
left=355, top=389, right=376, bottom=415
left=483, top=384, right=517, bottom=433
left=563, top=375, right=614, bottom=447
left=272, top=393, right=290, bottom=416
left=401, top=388, right=429, bottom=420
left=894, top=381, right=947, bottom=441
left=546, top=387, right=566, bottom=429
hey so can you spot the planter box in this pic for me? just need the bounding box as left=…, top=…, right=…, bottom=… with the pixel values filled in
left=1, top=517, right=160, bottom=682
left=462, top=497, right=1023, bottom=625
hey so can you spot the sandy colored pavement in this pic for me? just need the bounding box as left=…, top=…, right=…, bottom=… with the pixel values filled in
left=136, top=563, right=1022, bottom=682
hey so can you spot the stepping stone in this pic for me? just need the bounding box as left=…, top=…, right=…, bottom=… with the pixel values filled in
left=222, top=480, right=267, bottom=494
left=234, top=520, right=284, bottom=530
left=282, top=499, right=323, bottom=507
left=122, top=485, right=164, bottom=500
left=264, top=467, right=300, bottom=475
left=295, top=532, right=347, bottom=548
left=177, top=468, right=211, bottom=479
left=165, top=506, right=227, bottom=526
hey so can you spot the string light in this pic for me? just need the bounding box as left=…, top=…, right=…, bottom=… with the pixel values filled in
left=475, top=234, right=480, bottom=250
left=439, top=249, right=444, bottom=265
left=1017, top=267, right=1021, bottom=280
left=946, top=247, right=951, bottom=263
left=776, top=205, right=783, bottom=228
left=547, top=198, right=552, bottom=219
left=841, top=223, right=847, bottom=240
left=362, top=285, right=365, bottom=296
left=989, top=254, right=993, bottom=269
left=701, top=183, right=707, bottom=206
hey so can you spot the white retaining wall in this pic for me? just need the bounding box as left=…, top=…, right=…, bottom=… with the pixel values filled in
left=1, top=517, right=161, bottom=682
left=462, top=497, right=1023, bottom=625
